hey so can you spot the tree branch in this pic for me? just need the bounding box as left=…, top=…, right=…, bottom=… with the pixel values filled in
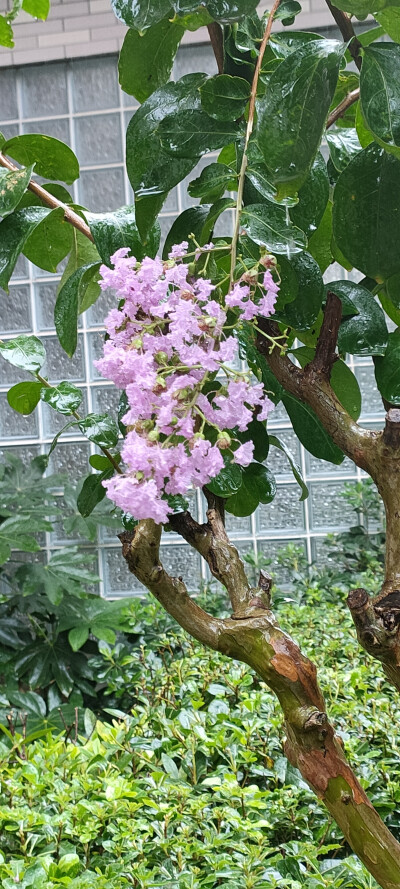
left=324, top=0, right=363, bottom=70
left=256, top=316, right=376, bottom=472
left=326, top=88, right=360, bottom=129
left=207, top=22, right=224, bottom=74
left=168, top=507, right=252, bottom=613
left=309, top=290, right=342, bottom=379
left=0, top=151, right=94, bottom=242
left=121, top=521, right=400, bottom=888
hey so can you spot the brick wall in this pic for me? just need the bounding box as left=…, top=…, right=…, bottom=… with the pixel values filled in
left=0, top=0, right=340, bottom=68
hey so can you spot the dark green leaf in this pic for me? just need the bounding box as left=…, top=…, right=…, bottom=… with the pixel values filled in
left=126, top=75, right=206, bottom=232
left=23, top=207, right=74, bottom=273
left=241, top=203, right=307, bottom=255
left=111, top=0, right=171, bottom=30
left=206, top=0, right=259, bottom=21
left=275, top=252, right=323, bottom=329
left=0, top=164, right=34, bottom=217
left=237, top=418, right=269, bottom=462
left=118, top=18, right=184, bottom=103
left=268, top=434, right=308, bottom=500
left=162, top=206, right=210, bottom=260
left=77, top=473, right=108, bottom=518
left=200, top=75, right=250, bottom=121
left=159, top=109, right=240, bottom=158
left=333, top=144, right=400, bottom=280
left=326, top=128, right=362, bottom=172
left=257, top=40, right=344, bottom=198
left=89, top=454, right=114, bottom=471
left=307, top=201, right=333, bottom=274
left=58, top=230, right=101, bottom=315
left=361, top=44, right=400, bottom=151
left=79, top=413, right=120, bottom=448
left=375, top=328, right=400, bottom=404
left=0, top=207, right=49, bottom=290
left=245, top=462, right=276, bottom=504
left=55, top=263, right=101, bottom=357
left=3, top=134, right=79, bottom=184
left=0, top=334, right=45, bottom=373
left=329, top=0, right=386, bottom=17
left=7, top=381, right=42, bottom=415
left=188, top=162, right=236, bottom=202
left=328, top=280, right=388, bottom=356
left=289, top=153, right=329, bottom=237
left=86, top=205, right=160, bottom=265
left=282, top=392, right=344, bottom=464
left=40, top=381, right=83, bottom=415
left=207, top=463, right=243, bottom=497
left=166, top=494, right=190, bottom=513
left=200, top=197, right=236, bottom=243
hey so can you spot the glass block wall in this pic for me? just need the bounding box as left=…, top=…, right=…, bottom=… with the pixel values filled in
left=0, top=45, right=384, bottom=597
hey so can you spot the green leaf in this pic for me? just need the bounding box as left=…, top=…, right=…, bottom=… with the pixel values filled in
left=376, top=7, right=400, bottom=41
left=0, top=164, right=34, bottom=217
left=257, top=40, right=345, bottom=198
left=89, top=454, right=114, bottom=471
left=206, top=0, right=259, bottom=21
left=23, top=206, right=74, bottom=273
left=308, top=201, right=333, bottom=274
left=22, top=0, right=49, bottom=18
left=241, top=203, right=307, bottom=255
left=188, top=163, right=236, bottom=202
left=225, top=462, right=276, bottom=517
left=200, top=75, right=250, bottom=121
left=86, top=206, right=160, bottom=265
left=200, top=197, right=236, bottom=243
left=162, top=206, right=210, bottom=260
left=159, top=109, right=240, bottom=158
left=77, top=473, right=108, bottom=517
left=7, top=381, right=42, bottom=415
left=245, top=462, right=276, bottom=504
left=289, top=153, right=330, bottom=237
left=0, top=334, right=45, bottom=373
left=237, top=418, right=270, bottom=463
left=40, top=381, right=83, bottom=415
left=268, top=434, right=309, bottom=500
left=328, top=280, right=388, bottom=356
left=161, top=752, right=180, bottom=779
left=126, top=75, right=206, bottom=232
left=333, top=144, right=400, bottom=280
left=275, top=252, right=323, bottom=329
left=3, top=134, right=79, bottom=184
left=207, top=463, right=243, bottom=497
left=282, top=392, right=344, bottom=464
left=0, top=207, right=49, bottom=290
left=326, top=128, right=362, bottom=172
left=118, top=18, right=184, bottom=103
left=375, top=328, right=400, bottom=404
left=0, top=15, right=14, bottom=48
left=54, top=263, right=101, bottom=357
left=58, top=229, right=101, bottom=315
left=330, top=0, right=389, bottom=17
left=68, top=625, right=89, bottom=652
left=79, top=414, right=119, bottom=448
left=111, top=0, right=171, bottom=30
left=361, top=44, right=400, bottom=152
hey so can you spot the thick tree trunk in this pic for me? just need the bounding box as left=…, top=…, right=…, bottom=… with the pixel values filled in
left=120, top=520, right=400, bottom=889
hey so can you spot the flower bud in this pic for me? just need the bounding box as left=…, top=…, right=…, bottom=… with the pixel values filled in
left=217, top=431, right=232, bottom=450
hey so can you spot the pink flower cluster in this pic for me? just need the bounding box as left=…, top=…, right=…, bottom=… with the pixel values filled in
left=95, top=245, right=278, bottom=523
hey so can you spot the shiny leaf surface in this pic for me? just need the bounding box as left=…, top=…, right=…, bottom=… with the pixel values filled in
left=118, top=17, right=184, bottom=103
left=3, top=133, right=79, bottom=184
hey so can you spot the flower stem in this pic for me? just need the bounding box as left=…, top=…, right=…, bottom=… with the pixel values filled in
left=229, top=0, right=282, bottom=293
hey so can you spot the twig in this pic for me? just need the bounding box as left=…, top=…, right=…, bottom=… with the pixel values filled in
left=324, top=0, right=362, bottom=70
left=308, top=290, right=342, bottom=380
left=207, top=22, right=224, bottom=75
left=326, top=88, right=360, bottom=129
left=229, top=0, right=282, bottom=290
left=0, top=151, right=94, bottom=242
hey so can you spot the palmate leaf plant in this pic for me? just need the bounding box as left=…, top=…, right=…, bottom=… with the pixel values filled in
left=5, top=0, right=400, bottom=883
left=0, top=454, right=138, bottom=731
